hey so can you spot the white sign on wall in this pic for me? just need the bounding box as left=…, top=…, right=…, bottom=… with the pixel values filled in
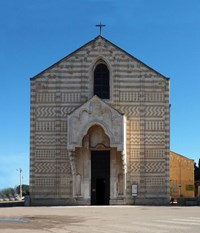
left=132, top=184, right=138, bottom=197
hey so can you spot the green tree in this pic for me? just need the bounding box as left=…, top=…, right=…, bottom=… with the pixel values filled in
left=16, top=184, right=29, bottom=196
left=0, top=187, right=15, bottom=197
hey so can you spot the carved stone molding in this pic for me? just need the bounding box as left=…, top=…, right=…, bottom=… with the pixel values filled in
left=68, top=151, right=76, bottom=176
left=67, top=95, right=126, bottom=151
left=82, top=125, right=110, bottom=149
left=121, top=151, right=127, bottom=174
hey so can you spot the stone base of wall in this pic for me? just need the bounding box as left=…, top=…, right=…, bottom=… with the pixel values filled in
left=30, top=196, right=170, bottom=206
left=30, top=198, right=77, bottom=206
left=125, top=197, right=170, bottom=206
left=110, top=198, right=126, bottom=205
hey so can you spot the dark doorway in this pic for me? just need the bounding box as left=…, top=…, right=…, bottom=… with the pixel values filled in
left=91, top=151, right=110, bottom=205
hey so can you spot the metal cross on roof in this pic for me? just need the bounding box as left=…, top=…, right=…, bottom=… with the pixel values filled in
left=96, top=22, right=106, bottom=36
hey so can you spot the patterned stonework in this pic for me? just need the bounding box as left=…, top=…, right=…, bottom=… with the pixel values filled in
left=30, top=35, right=170, bottom=205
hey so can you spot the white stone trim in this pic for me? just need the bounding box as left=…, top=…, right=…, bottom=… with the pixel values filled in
left=67, top=96, right=126, bottom=152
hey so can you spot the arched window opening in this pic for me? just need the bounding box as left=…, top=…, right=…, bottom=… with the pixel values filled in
left=94, top=63, right=110, bottom=99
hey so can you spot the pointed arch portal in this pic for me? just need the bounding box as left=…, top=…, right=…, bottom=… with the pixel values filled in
left=67, top=96, right=127, bottom=205
left=83, top=125, right=110, bottom=205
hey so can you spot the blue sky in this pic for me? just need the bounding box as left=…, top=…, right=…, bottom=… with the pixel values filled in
left=0, top=0, right=200, bottom=189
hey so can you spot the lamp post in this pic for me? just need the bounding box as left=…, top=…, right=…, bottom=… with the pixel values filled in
left=16, top=168, right=22, bottom=199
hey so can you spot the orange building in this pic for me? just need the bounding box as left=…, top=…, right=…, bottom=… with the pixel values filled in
left=170, top=151, right=194, bottom=198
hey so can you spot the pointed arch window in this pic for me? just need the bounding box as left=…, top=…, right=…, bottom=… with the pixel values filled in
left=94, top=63, right=110, bottom=99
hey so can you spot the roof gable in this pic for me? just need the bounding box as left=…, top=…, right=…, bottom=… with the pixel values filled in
left=31, top=35, right=169, bottom=80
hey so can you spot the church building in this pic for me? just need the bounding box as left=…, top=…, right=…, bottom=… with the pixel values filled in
left=30, top=34, right=170, bottom=205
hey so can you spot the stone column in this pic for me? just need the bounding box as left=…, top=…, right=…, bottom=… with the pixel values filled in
left=121, top=151, right=127, bottom=196
left=68, top=150, right=77, bottom=197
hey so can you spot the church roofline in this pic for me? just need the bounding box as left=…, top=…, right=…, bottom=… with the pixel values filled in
left=170, top=151, right=194, bottom=162
left=99, top=35, right=169, bottom=80
left=30, top=35, right=170, bottom=80
left=30, top=37, right=96, bottom=80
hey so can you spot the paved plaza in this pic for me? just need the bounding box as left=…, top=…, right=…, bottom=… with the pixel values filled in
left=0, top=206, right=200, bottom=233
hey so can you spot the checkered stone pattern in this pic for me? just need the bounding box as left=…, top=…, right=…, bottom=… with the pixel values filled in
left=30, top=36, right=170, bottom=205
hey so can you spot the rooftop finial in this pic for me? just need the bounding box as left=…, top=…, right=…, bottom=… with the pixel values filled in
left=96, top=22, right=106, bottom=36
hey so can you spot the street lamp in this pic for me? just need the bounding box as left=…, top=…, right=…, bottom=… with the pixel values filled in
left=16, top=168, right=22, bottom=199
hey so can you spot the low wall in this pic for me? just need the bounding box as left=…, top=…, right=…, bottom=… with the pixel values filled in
left=0, top=201, right=24, bottom=207
left=177, top=197, right=200, bottom=206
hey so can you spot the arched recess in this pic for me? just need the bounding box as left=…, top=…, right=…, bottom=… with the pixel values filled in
left=94, top=63, right=110, bottom=99
left=88, top=57, right=113, bottom=100
left=77, top=121, right=115, bottom=150
left=70, top=124, right=126, bottom=204
left=82, top=124, right=110, bottom=150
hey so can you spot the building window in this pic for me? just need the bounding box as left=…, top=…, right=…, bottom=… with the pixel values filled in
left=94, top=63, right=110, bottom=99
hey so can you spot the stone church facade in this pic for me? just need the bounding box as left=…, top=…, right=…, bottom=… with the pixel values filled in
left=30, top=36, right=170, bottom=205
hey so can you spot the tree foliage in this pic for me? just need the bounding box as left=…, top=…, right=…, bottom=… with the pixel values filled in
left=0, top=187, right=15, bottom=197
left=194, top=160, right=200, bottom=196
left=194, top=159, right=200, bottom=181
left=0, top=184, right=29, bottom=198
left=16, top=184, right=29, bottom=196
